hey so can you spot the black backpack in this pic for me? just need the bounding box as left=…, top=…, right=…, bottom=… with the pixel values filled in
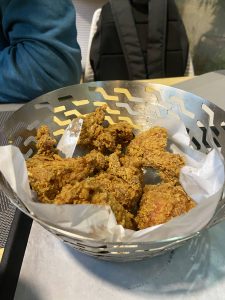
left=90, top=0, right=189, bottom=81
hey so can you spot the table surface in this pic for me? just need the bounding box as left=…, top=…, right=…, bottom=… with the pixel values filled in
left=2, top=75, right=225, bottom=300
left=15, top=221, right=225, bottom=300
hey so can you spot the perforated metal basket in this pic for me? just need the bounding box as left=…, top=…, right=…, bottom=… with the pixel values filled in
left=2, top=81, right=225, bottom=261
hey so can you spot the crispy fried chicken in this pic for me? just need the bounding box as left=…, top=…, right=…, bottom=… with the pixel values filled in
left=78, top=106, right=134, bottom=153
left=26, top=109, right=196, bottom=231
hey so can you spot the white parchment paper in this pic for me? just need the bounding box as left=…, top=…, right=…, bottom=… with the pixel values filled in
left=0, top=117, right=224, bottom=242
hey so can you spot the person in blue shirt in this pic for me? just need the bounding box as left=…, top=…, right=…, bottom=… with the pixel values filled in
left=0, top=0, right=82, bottom=103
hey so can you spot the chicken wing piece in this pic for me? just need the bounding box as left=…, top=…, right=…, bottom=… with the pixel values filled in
left=78, top=105, right=134, bottom=153
left=122, top=126, right=169, bottom=169
left=54, top=181, right=136, bottom=230
left=27, top=150, right=108, bottom=203
left=54, top=152, right=143, bottom=213
left=87, top=172, right=142, bottom=213
left=124, top=127, right=185, bottom=184
left=91, top=121, right=134, bottom=153
left=126, top=126, right=168, bottom=157
left=136, top=183, right=196, bottom=229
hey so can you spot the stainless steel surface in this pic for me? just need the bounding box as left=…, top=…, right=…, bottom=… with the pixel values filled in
left=2, top=81, right=225, bottom=261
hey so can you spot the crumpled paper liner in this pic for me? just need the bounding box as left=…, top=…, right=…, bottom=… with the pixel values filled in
left=0, top=117, right=224, bottom=242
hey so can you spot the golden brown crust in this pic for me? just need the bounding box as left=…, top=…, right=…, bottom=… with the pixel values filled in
left=78, top=106, right=134, bottom=153
left=35, top=125, right=57, bottom=156
left=126, top=126, right=168, bottom=156
left=54, top=181, right=136, bottom=230
left=78, top=106, right=106, bottom=146
left=124, top=127, right=185, bottom=184
left=27, top=109, right=196, bottom=231
left=27, top=150, right=108, bottom=203
left=136, top=183, right=196, bottom=229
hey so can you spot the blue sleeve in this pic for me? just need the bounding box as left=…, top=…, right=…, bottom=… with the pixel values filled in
left=0, top=0, right=82, bottom=103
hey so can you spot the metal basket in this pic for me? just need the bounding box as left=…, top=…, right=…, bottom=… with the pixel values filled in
left=2, top=81, right=225, bottom=261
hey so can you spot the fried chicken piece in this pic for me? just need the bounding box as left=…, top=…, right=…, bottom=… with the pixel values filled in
left=107, top=121, right=134, bottom=147
left=54, top=152, right=143, bottom=214
left=54, top=182, right=136, bottom=230
left=104, top=152, right=143, bottom=212
left=124, top=127, right=185, bottom=184
left=92, top=121, right=134, bottom=153
left=91, top=122, right=133, bottom=153
left=79, top=106, right=106, bottom=146
left=28, top=120, right=195, bottom=232
left=35, top=125, right=57, bottom=156
left=27, top=124, right=108, bottom=203
left=27, top=156, right=94, bottom=203
left=27, top=150, right=108, bottom=203
left=120, top=155, right=143, bottom=169
left=126, top=127, right=168, bottom=157
left=54, top=181, right=93, bottom=204
left=92, top=130, right=118, bottom=153
left=92, top=192, right=136, bottom=230
left=136, top=183, right=196, bottom=229
left=78, top=105, right=134, bottom=153
left=144, top=152, right=185, bottom=184
left=123, top=126, right=169, bottom=169
left=85, top=149, right=108, bottom=171
left=87, top=172, right=142, bottom=213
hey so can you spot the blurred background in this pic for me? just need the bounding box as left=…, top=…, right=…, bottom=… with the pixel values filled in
left=73, top=0, right=225, bottom=75
left=176, top=0, right=225, bottom=75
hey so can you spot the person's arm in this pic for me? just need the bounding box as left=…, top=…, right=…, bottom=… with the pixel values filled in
left=0, top=0, right=82, bottom=103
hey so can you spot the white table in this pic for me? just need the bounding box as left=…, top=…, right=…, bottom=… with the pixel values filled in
left=0, top=104, right=23, bottom=112
left=12, top=72, right=225, bottom=300
left=14, top=221, right=225, bottom=300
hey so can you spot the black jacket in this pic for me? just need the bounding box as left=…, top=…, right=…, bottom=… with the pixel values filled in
left=90, top=0, right=189, bottom=81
